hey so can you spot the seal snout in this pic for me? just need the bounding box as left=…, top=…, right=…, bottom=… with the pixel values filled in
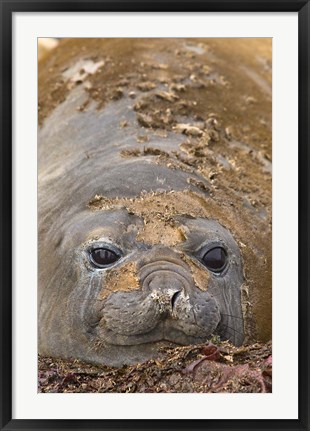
left=95, top=245, right=229, bottom=348
left=148, top=274, right=184, bottom=314
left=138, top=250, right=194, bottom=315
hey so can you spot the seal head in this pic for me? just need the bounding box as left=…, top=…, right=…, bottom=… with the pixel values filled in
left=39, top=192, right=244, bottom=366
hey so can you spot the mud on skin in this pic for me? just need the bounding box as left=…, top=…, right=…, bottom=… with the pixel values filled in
left=38, top=38, right=271, bottom=367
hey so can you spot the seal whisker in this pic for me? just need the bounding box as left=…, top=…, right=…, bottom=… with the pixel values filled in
left=220, top=313, right=243, bottom=320
left=217, top=326, right=237, bottom=344
left=218, top=322, right=244, bottom=337
left=65, top=299, right=106, bottom=301
left=217, top=328, right=236, bottom=340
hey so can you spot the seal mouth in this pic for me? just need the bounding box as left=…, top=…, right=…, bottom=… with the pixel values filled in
left=96, top=319, right=212, bottom=347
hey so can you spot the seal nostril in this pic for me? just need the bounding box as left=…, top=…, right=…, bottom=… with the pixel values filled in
left=171, top=291, right=181, bottom=309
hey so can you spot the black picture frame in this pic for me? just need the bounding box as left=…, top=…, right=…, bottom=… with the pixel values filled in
left=1, top=1, right=309, bottom=430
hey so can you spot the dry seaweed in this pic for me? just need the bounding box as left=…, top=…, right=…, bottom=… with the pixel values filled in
left=38, top=340, right=272, bottom=393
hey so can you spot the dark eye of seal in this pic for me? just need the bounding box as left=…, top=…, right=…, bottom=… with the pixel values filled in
left=90, top=248, right=120, bottom=268
left=202, top=247, right=227, bottom=273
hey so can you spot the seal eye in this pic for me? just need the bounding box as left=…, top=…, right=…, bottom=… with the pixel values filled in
left=90, top=248, right=120, bottom=268
left=202, top=247, right=227, bottom=273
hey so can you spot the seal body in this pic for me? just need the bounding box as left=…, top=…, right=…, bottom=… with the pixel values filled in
left=38, top=38, right=272, bottom=366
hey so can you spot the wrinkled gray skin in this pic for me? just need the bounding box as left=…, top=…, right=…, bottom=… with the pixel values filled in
left=38, top=85, right=244, bottom=367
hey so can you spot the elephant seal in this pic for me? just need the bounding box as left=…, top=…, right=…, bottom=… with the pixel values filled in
left=38, top=38, right=272, bottom=366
